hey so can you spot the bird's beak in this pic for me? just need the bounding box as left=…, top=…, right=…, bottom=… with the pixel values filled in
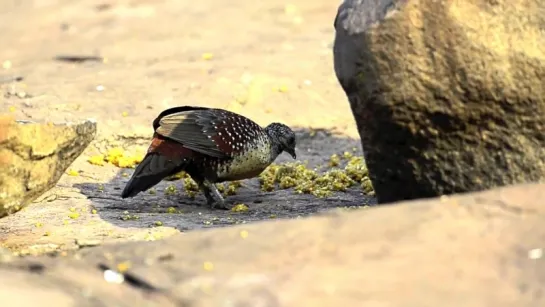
left=287, top=148, right=296, bottom=159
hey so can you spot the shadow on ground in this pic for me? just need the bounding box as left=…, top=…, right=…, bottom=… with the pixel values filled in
left=74, top=128, right=377, bottom=231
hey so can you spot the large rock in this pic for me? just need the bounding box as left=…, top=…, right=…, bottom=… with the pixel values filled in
left=0, top=115, right=97, bottom=217
left=333, top=0, right=545, bottom=203
left=0, top=183, right=544, bottom=306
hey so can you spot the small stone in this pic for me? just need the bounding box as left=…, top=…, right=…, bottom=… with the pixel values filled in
left=76, top=239, right=101, bottom=248
left=103, top=270, right=124, bottom=284
left=528, top=248, right=543, bottom=260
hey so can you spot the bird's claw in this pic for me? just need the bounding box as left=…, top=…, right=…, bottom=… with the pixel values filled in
left=201, top=181, right=229, bottom=210
left=207, top=198, right=229, bottom=210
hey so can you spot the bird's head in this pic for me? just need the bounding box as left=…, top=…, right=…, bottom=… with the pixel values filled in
left=265, top=122, right=297, bottom=159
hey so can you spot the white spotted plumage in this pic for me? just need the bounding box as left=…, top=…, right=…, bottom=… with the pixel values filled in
left=208, top=120, right=273, bottom=181
left=157, top=108, right=295, bottom=183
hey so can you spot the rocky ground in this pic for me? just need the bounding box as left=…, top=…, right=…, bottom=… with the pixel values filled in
left=0, top=0, right=367, bottom=255
left=1, top=1, right=545, bottom=306
left=2, top=182, right=545, bottom=306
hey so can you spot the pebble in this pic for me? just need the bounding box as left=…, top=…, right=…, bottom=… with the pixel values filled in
left=103, top=269, right=124, bottom=284
left=528, top=248, right=543, bottom=260
left=75, top=239, right=102, bottom=248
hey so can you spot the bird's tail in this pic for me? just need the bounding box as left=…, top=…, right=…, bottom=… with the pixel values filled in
left=121, top=153, right=186, bottom=198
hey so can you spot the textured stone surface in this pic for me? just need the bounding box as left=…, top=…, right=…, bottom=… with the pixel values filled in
left=0, top=129, right=371, bottom=256
left=0, top=116, right=97, bottom=217
left=333, top=0, right=545, bottom=203
left=1, top=183, right=545, bottom=307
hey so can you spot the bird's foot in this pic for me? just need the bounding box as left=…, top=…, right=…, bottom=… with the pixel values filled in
left=207, top=197, right=228, bottom=210
left=200, top=181, right=229, bottom=210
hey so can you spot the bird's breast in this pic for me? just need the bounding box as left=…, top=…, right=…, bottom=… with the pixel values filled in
left=215, top=142, right=272, bottom=181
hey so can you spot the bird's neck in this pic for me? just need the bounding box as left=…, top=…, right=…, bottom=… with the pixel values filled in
left=264, top=127, right=283, bottom=162
left=269, top=142, right=283, bottom=162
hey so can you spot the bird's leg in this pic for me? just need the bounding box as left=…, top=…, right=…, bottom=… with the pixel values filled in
left=199, top=180, right=228, bottom=210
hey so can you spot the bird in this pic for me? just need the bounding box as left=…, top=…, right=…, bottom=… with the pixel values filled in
left=120, top=105, right=297, bottom=209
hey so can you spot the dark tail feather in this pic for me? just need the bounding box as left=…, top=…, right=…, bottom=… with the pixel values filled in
left=121, top=153, right=186, bottom=198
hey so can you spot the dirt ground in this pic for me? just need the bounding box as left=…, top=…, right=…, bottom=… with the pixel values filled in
left=0, top=0, right=369, bottom=254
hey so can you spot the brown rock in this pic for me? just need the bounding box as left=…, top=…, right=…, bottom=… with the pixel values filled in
left=333, top=0, right=545, bottom=203
left=1, top=183, right=545, bottom=306
left=0, top=116, right=97, bottom=217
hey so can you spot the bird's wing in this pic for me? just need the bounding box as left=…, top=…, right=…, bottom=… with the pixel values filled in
left=155, top=108, right=263, bottom=158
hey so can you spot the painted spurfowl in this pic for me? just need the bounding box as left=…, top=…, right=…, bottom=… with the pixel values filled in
left=121, top=106, right=297, bottom=209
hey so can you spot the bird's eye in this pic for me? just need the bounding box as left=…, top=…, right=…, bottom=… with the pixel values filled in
left=287, top=137, right=295, bottom=145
